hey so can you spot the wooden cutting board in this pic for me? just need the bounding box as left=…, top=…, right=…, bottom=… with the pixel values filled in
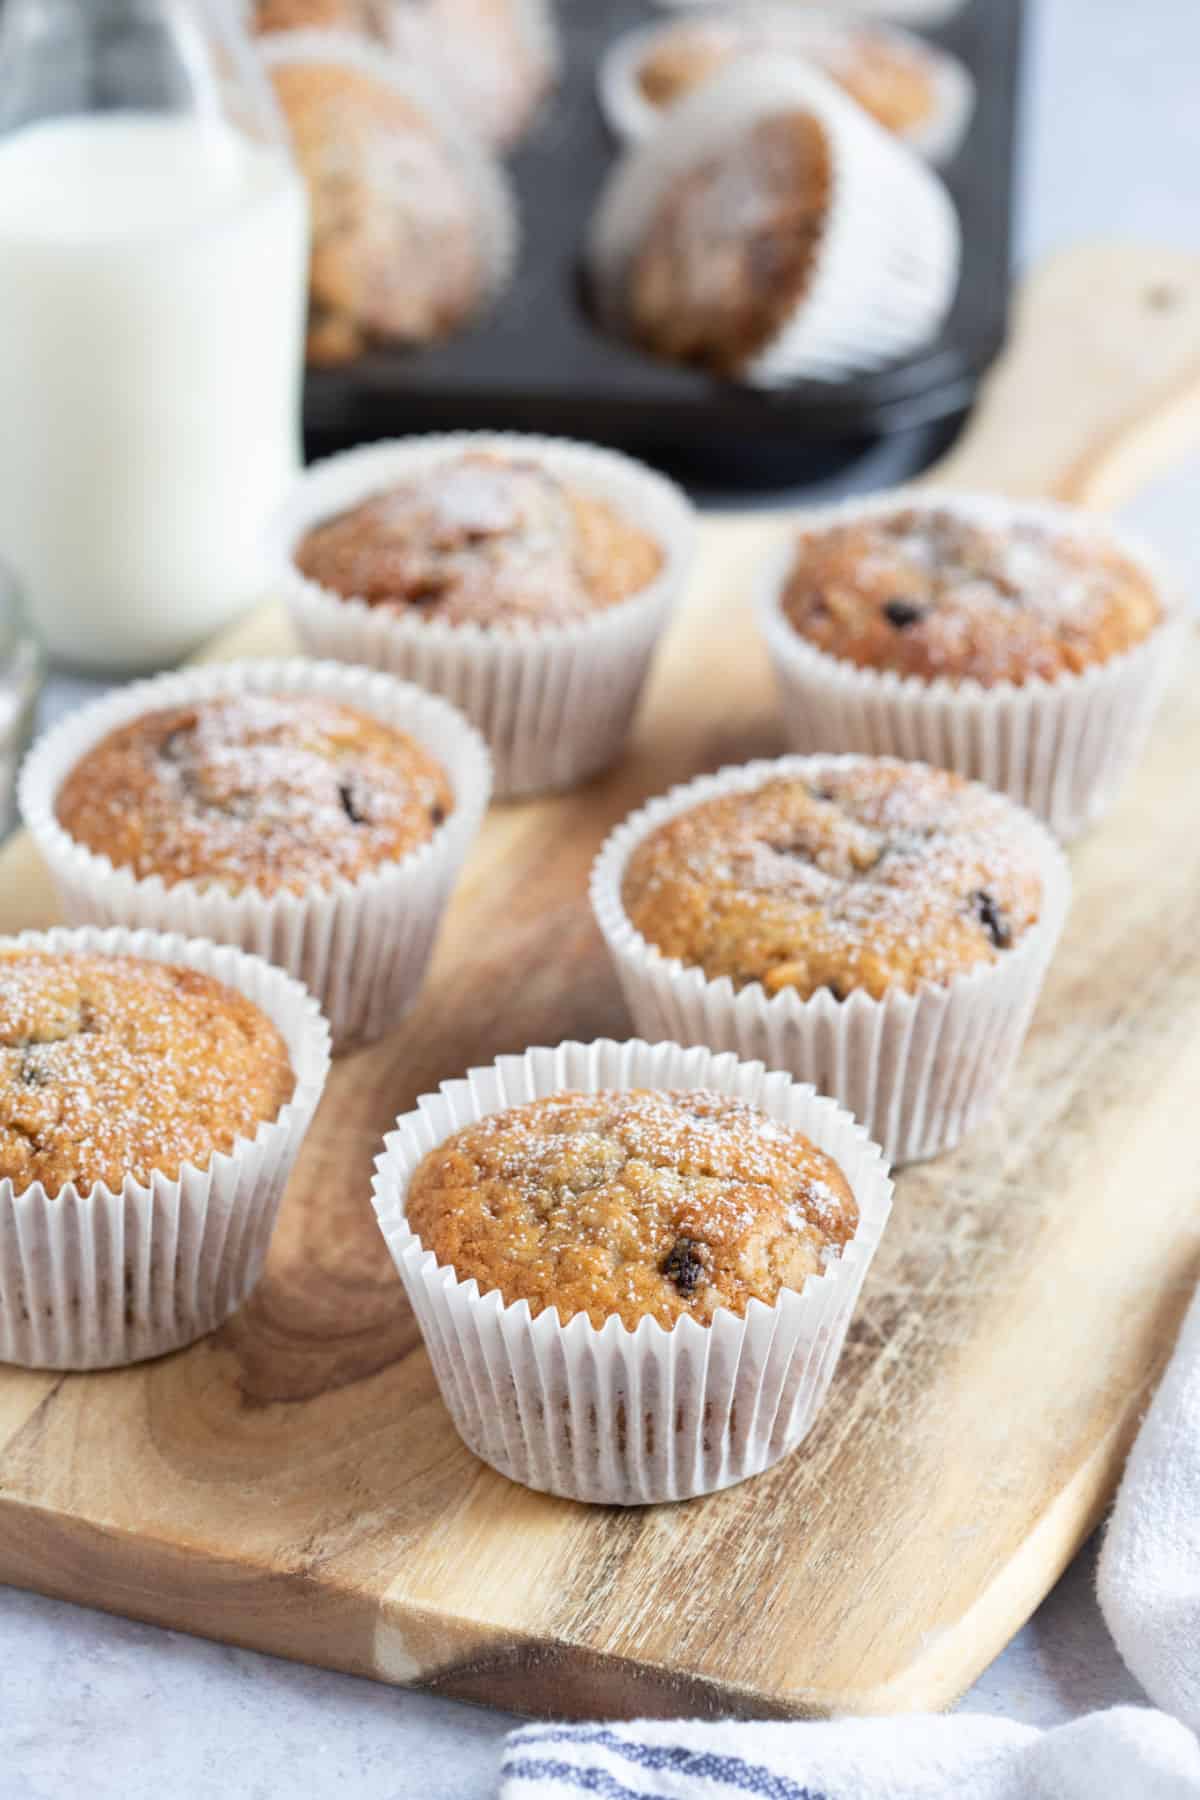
left=1, top=244, right=1200, bottom=1720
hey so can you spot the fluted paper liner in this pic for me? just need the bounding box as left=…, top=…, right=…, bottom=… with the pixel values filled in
left=756, top=492, right=1186, bottom=842
left=260, top=30, right=519, bottom=310
left=371, top=1038, right=892, bottom=1504
left=19, top=659, right=491, bottom=1051
left=0, top=924, right=330, bottom=1371
left=599, top=12, right=975, bottom=165
left=591, top=756, right=1072, bottom=1166
left=272, top=433, right=696, bottom=798
left=587, top=55, right=961, bottom=387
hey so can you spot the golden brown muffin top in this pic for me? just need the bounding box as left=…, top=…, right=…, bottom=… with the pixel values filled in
left=621, top=761, right=1042, bottom=1002
left=406, top=1086, right=857, bottom=1329
left=637, top=19, right=936, bottom=138
left=294, top=451, right=665, bottom=627
left=270, top=59, right=485, bottom=364
left=0, top=950, right=295, bottom=1199
left=251, top=0, right=392, bottom=37
left=625, top=111, right=831, bottom=377
left=780, top=508, right=1163, bottom=686
left=54, top=694, right=453, bottom=898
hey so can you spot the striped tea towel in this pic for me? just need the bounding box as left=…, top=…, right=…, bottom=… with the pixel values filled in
left=499, top=1283, right=1200, bottom=1799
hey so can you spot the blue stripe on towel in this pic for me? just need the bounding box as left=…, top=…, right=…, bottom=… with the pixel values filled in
left=505, top=1729, right=828, bottom=1800
left=504, top=1759, right=662, bottom=1799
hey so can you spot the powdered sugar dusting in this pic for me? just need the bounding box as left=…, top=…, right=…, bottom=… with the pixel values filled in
left=0, top=949, right=295, bottom=1198
left=623, top=762, right=1044, bottom=1001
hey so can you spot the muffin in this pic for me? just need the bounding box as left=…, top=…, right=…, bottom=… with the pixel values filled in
left=416, top=0, right=558, bottom=150
left=0, top=926, right=330, bottom=1371
left=274, top=434, right=696, bottom=798
left=249, top=0, right=393, bottom=37
left=20, top=661, right=492, bottom=1051
left=373, top=1038, right=893, bottom=1502
left=779, top=506, right=1163, bottom=686
left=601, top=11, right=973, bottom=162
left=264, top=33, right=515, bottom=365
left=0, top=950, right=294, bottom=1198
left=587, top=57, right=960, bottom=387
left=404, top=1086, right=858, bottom=1330
left=620, top=760, right=1043, bottom=1003
left=757, top=494, right=1182, bottom=840
left=592, top=755, right=1071, bottom=1165
left=292, top=450, right=665, bottom=629
left=627, top=110, right=832, bottom=379
left=53, top=693, right=453, bottom=897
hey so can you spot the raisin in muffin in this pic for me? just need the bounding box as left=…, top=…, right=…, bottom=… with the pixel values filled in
left=53, top=694, right=453, bottom=897
left=620, top=759, right=1042, bottom=1002
left=267, top=51, right=499, bottom=364
left=293, top=450, right=665, bottom=628
left=623, top=110, right=832, bottom=378
left=405, top=1086, right=858, bottom=1330
left=0, top=950, right=295, bottom=1197
left=634, top=15, right=940, bottom=141
left=780, top=507, right=1164, bottom=687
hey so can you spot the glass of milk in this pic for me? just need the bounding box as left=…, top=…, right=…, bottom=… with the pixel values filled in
left=0, top=0, right=309, bottom=671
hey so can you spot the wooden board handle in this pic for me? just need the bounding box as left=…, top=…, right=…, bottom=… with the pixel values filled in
left=926, top=242, right=1200, bottom=508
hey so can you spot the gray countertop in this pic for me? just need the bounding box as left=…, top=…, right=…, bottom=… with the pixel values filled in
left=6, top=2, right=1200, bottom=1795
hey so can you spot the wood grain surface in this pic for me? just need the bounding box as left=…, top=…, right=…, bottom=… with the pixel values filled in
left=1, top=243, right=1200, bottom=1719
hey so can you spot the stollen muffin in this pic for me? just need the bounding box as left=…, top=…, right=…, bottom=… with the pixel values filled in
left=53, top=693, right=453, bottom=897
left=292, top=449, right=665, bottom=630
left=372, top=1037, right=893, bottom=1502
left=779, top=505, right=1163, bottom=686
left=274, top=433, right=696, bottom=797
left=404, top=1086, right=859, bottom=1329
left=0, top=925, right=330, bottom=1371
left=619, top=759, right=1042, bottom=1002
left=587, top=56, right=960, bottom=387
left=756, top=493, right=1182, bottom=839
left=592, top=755, right=1071, bottom=1164
left=264, top=33, right=515, bottom=365
left=250, top=0, right=393, bottom=37
left=0, top=949, right=295, bottom=1197
left=601, top=10, right=973, bottom=163
left=20, top=661, right=491, bottom=1051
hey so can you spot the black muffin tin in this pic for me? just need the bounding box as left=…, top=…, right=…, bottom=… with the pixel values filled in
left=303, top=0, right=1024, bottom=473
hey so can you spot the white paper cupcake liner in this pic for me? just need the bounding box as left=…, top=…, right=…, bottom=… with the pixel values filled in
left=371, top=1037, right=892, bottom=1504
left=19, top=659, right=491, bottom=1051
left=0, top=924, right=331, bottom=1371
left=429, top=0, right=561, bottom=149
left=260, top=29, right=519, bottom=312
left=591, top=755, right=1072, bottom=1166
left=756, top=492, right=1188, bottom=843
left=599, top=10, right=974, bottom=166
left=271, top=433, right=697, bottom=799
left=587, top=54, right=961, bottom=388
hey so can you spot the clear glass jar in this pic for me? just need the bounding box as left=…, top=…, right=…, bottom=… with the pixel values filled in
left=0, top=0, right=309, bottom=672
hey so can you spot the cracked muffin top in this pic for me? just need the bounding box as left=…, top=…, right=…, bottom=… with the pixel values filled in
left=635, top=16, right=940, bottom=141
left=293, top=451, right=665, bottom=627
left=0, top=950, right=295, bottom=1198
left=779, top=507, right=1163, bottom=686
left=54, top=694, right=453, bottom=897
left=623, top=111, right=832, bottom=378
left=405, top=1086, right=857, bottom=1329
left=621, top=760, right=1043, bottom=1002
left=269, top=57, right=489, bottom=366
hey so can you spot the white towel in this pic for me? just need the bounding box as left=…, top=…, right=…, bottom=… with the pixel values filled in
left=499, top=1285, right=1200, bottom=1800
